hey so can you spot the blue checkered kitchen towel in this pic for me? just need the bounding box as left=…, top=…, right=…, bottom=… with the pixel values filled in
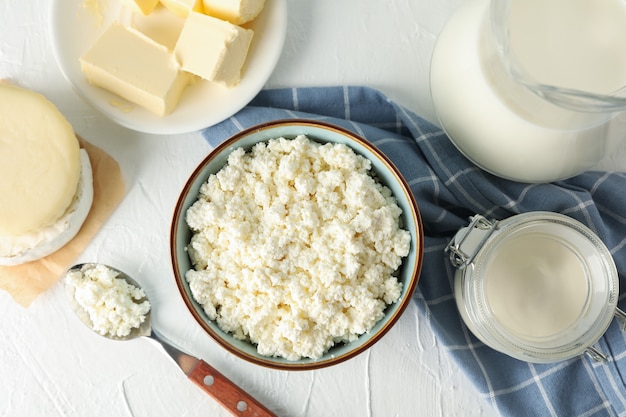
left=201, top=86, right=626, bottom=417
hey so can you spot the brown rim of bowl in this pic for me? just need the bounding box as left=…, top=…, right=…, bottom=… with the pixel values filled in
left=170, top=119, right=424, bottom=370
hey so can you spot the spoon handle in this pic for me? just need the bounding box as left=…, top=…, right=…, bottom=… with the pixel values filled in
left=148, top=329, right=277, bottom=416
left=188, top=360, right=278, bottom=417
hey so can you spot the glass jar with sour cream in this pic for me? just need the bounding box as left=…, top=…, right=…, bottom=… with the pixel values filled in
left=446, top=211, right=626, bottom=363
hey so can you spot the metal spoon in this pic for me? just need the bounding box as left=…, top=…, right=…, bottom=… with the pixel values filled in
left=64, top=263, right=277, bottom=417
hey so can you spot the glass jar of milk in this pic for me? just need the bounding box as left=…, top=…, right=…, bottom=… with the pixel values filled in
left=431, top=0, right=626, bottom=183
left=446, top=212, right=626, bottom=363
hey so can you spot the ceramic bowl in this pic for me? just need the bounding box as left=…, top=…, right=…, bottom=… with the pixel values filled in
left=49, top=0, right=287, bottom=134
left=170, top=119, right=424, bottom=370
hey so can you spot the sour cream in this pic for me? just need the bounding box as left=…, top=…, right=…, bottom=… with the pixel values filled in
left=448, top=212, right=619, bottom=363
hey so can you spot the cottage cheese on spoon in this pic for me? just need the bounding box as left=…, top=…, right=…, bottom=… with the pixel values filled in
left=65, top=264, right=151, bottom=338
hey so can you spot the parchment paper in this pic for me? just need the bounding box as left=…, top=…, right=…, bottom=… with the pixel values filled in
left=0, top=138, right=125, bottom=307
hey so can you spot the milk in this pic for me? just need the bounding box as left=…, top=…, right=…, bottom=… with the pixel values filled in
left=430, top=0, right=626, bottom=182
left=508, top=0, right=626, bottom=94
left=484, top=232, right=588, bottom=339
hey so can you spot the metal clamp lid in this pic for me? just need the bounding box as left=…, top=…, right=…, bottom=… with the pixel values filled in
left=447, top=213, right=626, bottom=364
left=587, top=308, right=626, bottom=362
left=445, top=215, right=499, bottom=269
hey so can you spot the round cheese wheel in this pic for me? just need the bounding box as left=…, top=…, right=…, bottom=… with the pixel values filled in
left=0, top=83, right=81, bottom=236
left=0, top=150, right=94, bottom=266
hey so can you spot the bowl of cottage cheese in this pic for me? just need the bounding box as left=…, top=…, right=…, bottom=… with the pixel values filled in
left=170, top=119, right=423, bottom=370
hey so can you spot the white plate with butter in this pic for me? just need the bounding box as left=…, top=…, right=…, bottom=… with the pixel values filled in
left=49, top=0, right=287, bottom=135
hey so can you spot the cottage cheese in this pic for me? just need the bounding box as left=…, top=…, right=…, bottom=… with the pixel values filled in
left=185, top=135, right=411, bottom=360
left=65, top=264, right=151, bottom=338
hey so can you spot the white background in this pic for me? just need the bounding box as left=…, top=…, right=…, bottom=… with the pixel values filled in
left=2, top=1, right=624, bottom=416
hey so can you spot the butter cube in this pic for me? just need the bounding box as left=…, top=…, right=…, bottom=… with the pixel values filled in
left=121, top=0, right=160, bottom=15
left=133, top=4, right=186, bottom=50
left=174, top=12, right=253, bottom=87
left=160, top=0, right=204, bottom=17
left=80, top=23, right=191, bottom=116
left=202, top=0, right=265, bottom=25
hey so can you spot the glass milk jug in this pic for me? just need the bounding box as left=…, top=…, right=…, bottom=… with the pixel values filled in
left=430, top=0, right=626, bottom=183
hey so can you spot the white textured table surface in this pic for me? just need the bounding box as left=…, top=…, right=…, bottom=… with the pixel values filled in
left=2, top=1, right=625, bottom=417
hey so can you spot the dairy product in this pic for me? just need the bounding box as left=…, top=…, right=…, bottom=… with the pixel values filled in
left=430, top=0, right=625, bottom=182
left=80, top=23, right=191, bottom=116
left=0, top=150, right=94, bottom=266
left=65, top=264, right=151, bottom=338
left=79, top=0, right=265, bottom=115
left=0, top=83, right=81, bottom=236
left=160, top=0, right=204, bottom=17
left=185, top=135, right=411, bottom=360
left=451, top=212, right=617, bottom=363
left=508, top=0, right=626, bottom=95
left=81, top=0, right=106, bottom=27
left=131, top=4, right=187, bottom=50
left=174, top=12, right=253, bottom=87
left=121, top=0, right=160, bottom=15
left=202, top=0, right=265, bottom=25
left=484, top=232, right=588, bottom=339
left=0, top=84, right=93, bottom=265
